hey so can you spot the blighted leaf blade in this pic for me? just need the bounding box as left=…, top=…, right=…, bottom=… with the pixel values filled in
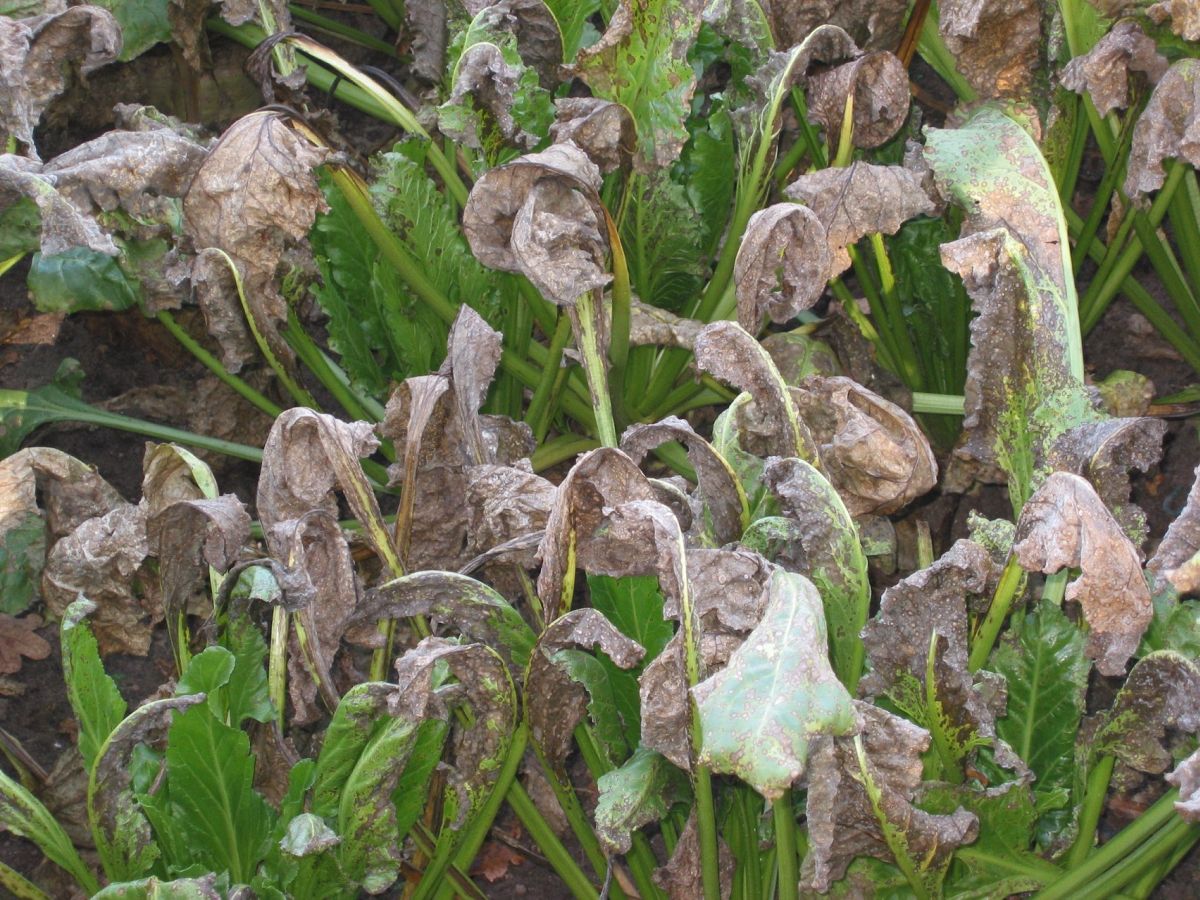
left=1125, top=59, right=1200, bottom=199
left=1060, top=21, right=1168, bottom=117
left=734, top=203, right=831, bottom=331
left=1148, top=463, right=1200, bottom=594
left=938, top=0, right=1041, bottom=100
left=595, top=747, right=688, bottom=853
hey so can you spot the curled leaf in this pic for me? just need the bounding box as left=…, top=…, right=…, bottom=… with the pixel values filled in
left=549, top=98, right=635, bottom=173
left=1147, top=463, right=1200, bottom=594
left=807, top=51, right=910, bottom=150
left=0, top=7, right=121, bottom=155
left=734, top=203, right=831, bottom=330
left=1060, top=21, right=1168, bottom=117
left=1013, top=472, right=1152, bottom=675
left=792, top=375, right=937, bottom=516
left=938, top=0, right=1041, bottom=100
left=1125, top=59, right=1200, bottom=199
left=463, top=142, right=610, bottom=305
left=629, top=299, right=704, bottom=349
left=595, top=747, right=688, bottom=854
left=1092, top=651, right=1200, bottom=773
left=694, top=570, right=855, bottom=800
left=1146, top=0, right=1200, bottom=41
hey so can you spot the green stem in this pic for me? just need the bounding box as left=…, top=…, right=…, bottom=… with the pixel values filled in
left=572, top=292, right=618, bottom=447
left=532, top=746, right=618, bottom=894
left=1077, top=817, right=1195, bottom=900
left=530, top=434, right=600, bottom=472
left=968, top=556, right=1024, bottom=672
left=1127, top=821, right=1200, bottom=898
left=525, top=312, right=573, bottom=436
left=282, top=312, right=379, bottom=426
left=774, top=793, right=800, bottom=900
left=911, top=393, right=965, bottom=415
left=269, top=606, right=288, bottom=730
left=694, top=765, right=721, bottom=900
left=0, top=860, right=51, bottom=900
left=507, top=780, right=599, bottom=900
left=1067, top=754, right=1117, bottom=868
left=288, top=3, right=398, bottom=54
left=155, top=311, right=282, bottom=419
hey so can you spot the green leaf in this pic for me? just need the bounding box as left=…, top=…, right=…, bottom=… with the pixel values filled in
left=621, top=173, right=707, bottom=312
left=156, top=701, right=276, bottom=883
left=0, top=769, right=98, bottom=894
left=92, top=874, right=223, bottom=899
left=991, top=601, right=1088, bottom=847
left=552, top=648, right=634, bottom=764
left=392, top=719, right=449, bottom=842
left=681, top=106, right=736, bottom=258
left=694, top=570, right=857, bottom=800
left=711, top=393, right=780, bottom=522
left=27, top=248, right=140, bottom=314
left=0, top=359, right=87, bottom=458
left=60, top=599, right=127, bottom=773
left=594, top=746, right=688, bottom=853
left=542, top=0, right=600, bottom=60
left=87, top=0, right=171, bottom=61
left=219, top=615, right=274, bottom=726
left=0, top=198, right=40, bottom=259
left=572, top=0, right=705, bottom=169
left=0, top=507, right=44, bottom=616
left=176, top=646, right=235, bottom=720
left=1140, top=590, right=1200, bottom=657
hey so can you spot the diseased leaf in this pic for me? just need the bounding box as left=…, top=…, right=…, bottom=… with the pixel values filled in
left=1091, top=651, right=1200, bottom=774
left=92, top=874, right=222, bottom=899
left=801, top=702, right=979, bottom=894
left=761, top=457, right=868, bottom=688
left=734, top=203, right=832, bottom=330
left=60, top=599, right=126, bottom=772
left=0, top=612, right=49, bottom=676
left=807, top=52, right=909, bottom=150
left=1167, top=748, right=1200, bottom=821
left=1125, top=59, right=1200, bottom=199
left=1147, top=463, right=1200, bottom=594
left=0, top=7, right=121, bottom=155
left=1146, top=0, right=1200, bottom=40
left=1013, top=472, right=1152, bottom=676
left=570, top=0, right=704, bottom=171
left=784, top=163, right=935, bottom=284
left=992, top=600, right=1089, bottom=848
left=1060, top=20, right=1168, bottom=117
left=654, top=809, right=734, bottom=900
left=550, top=98, right=635, bottom=173
left=464, top=463, right=555, bottom=567
left=694, top=570, right=855, bottom=800
left=758, top=0, right=908, bottom=52
left=595, top=747, right=688, bottom=854
left=938, top=0, right=1041, bottom=100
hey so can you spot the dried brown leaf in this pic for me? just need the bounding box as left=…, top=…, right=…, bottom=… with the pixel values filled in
left=465, top=463, right=554, bottom=564
left=1094, top=652, right=1200, bottom=773
left=1060, top=21, right=1168, bottom=117
left=443, top=305, right=503, bottom=466
left=443, top=43, right=536, bottom=150
left=1147, top=463, right=1200, bottom=594
left=653, top=810, right=734, bottom=900
left=685, top=547, right=773, bottom=632
left=0, top=7, right=121, bottom=156
left=765, top=0, right=909, bottom=52
left=473, top=840, right=524, bottom=882
left=791, top=375, right=937, bottom=516
left=183, top=111, right=328, bottom=367
left=1013, top=472, right=1152, bottom=675
left=801, top=702, right=979, bottom=892
left=734, top=203, right=832, bottom=330
left=783, top=163, right=934, bottom=278
left=550, top=98, right=635, bottom=173
left=938, top=0, right=1041, bottom=100
left=1148, top=0, right=1200, bottom=41
left=0, top=614, right=50, bottom=674
left=463, top=142, right=609, bottom=306
left=1125, top=59, right=1200, bottom=199
left=629, top=300, right=704, bottom=349
left=807, top=52, right=910, bottom=150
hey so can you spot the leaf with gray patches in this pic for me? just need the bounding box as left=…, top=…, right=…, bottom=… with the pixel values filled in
left=938, top=0, right=1041, bottom=100
left=1167, top=748, right=1200, bottom=822
left=1060, top=21, right=1168, bottom=117
left=550, top=98, right=635, bottom=173
left=1013, top=472, right=1152, bottom=676
left=734, top=203, right=832, bottom=330
left=694, top=570, right=855, bottom=800
left=1126, top=59, right=1200, bottom=199
left=1147, top=463, right=1200, bottom=594
left=807, top=51, right=910, bottom=150
left=595, top=746, right=688, bottom=854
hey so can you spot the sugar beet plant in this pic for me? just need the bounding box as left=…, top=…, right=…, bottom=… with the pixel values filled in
left=5, top=2, right=1200, bottom=900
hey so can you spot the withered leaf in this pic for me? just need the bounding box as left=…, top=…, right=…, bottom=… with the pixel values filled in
left=1147, top=463, right=1200, bottom=594
left=807, top=52, right=910, bottom=150
left=938, top=0, right=1041, bottom=100
left=653, top=810, right=734, bottom=900
left=549, top=98, right=635, bottom=173
left=801, top=702, right=979, bottom=893
left=140, top=442, right=217, bottom=516
left=1060, top=21, right=1168, bottom=117
left=791, top=375, right=938, bottom=516
left=441, top=43, right=537, bottom=150
left=763, top=0, right=909, bottom=52
left=629, top=299, right=704, bottom=350
left=42, top=503, right=157, bottom=656
left=0, top=614, right=50, bottom=674
left=526, top=609, right=644, bottom=772
left=403, top=0, right=446, bottom=81
left=183, top=111, right=328, bottom=367
left=1093, top=651, right=1200, bottom=774
left=463, top=142, right=610, bottom=306
left=1125, top=59, right=1200, bottom=199
left=1147, top=0, right=1200, bottom=41
left=734, top=203, right=832, bottom=330
left=1167, top=748, right=1200, bottom=822
left=639, top=632, right=692, bottom=771
left=694, top=570, right=856, bottom=800
left=1013, top=472, right=1152, bottom=675
left=783, top=163, right=934, bottom=279
left=685, top=547, right=773, bottom=634
left=443, top=305, right=503, bottom=467
left=0, top=7, right=121, bottom=156
left=620, top=416, right=747, bottom=546
left=464, top=463, right=554, bottom=564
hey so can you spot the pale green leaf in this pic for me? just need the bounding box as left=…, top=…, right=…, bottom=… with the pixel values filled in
left=594, top=746, right=688, bottom=853
left=60, top=599, right=127, bottom=773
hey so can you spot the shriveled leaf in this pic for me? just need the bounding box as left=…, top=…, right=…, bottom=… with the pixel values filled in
left=1126, top=59, right=1200, bottom=199
left=595, top=747, right=688, bottom=854
left=783, top=163, right=935, bottom=282
left=183, top=111, right=328, bottom=367
left=1091, top=651, right=1200, bottom=774
left=60, top=599, right=126, bottom=772
left=550, top=98, right=635, bottom=173
left=621, top=416, right=748, bottom=546
left=992, top=600, right=1089, bottom=848
left=1146, top=0, right=1200, bottom=40
left=694, top=570, right=855, bottom=799
left=89, top=695, right=205, bottom=880
left=0, top=612, right=49, bottom=675
left=43, top=503, right=157, bottom=656
left=444, top=305, right=503, bottom=466
left=1147, top=463, right=1200, bottom=594
left=1167, top=748, right=1200, bottom=822
left=755, top=0, right=908, bottom=52
left=791, top=375, right=938, bottom=516
left=807, top=52, right=909, bottom=150
left=761, top=457, right=868, bottom=688
left=1013, top=472, right=1152, bottom=675
left=1061, top=21, right=1168, bottom=117
left=654, top=809, right=733, bottom=900
left=463, top=142, right=610, bottom=306
left=734, top=203, right=832, bottom=330
left=694, top=321, right=817, bottom=462
left=629, top=299, right=704, bottom=349
left=938, top=0, right=1041, bottom=99
left=0, top=7, right=121, bottom=155
left=464, top=463, right=555, bottom=565
left=570, top=0, right=704, bottom=171
left=526, top=609, right=645, bottom=771
left=801, top=702, right=979, bottom=893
